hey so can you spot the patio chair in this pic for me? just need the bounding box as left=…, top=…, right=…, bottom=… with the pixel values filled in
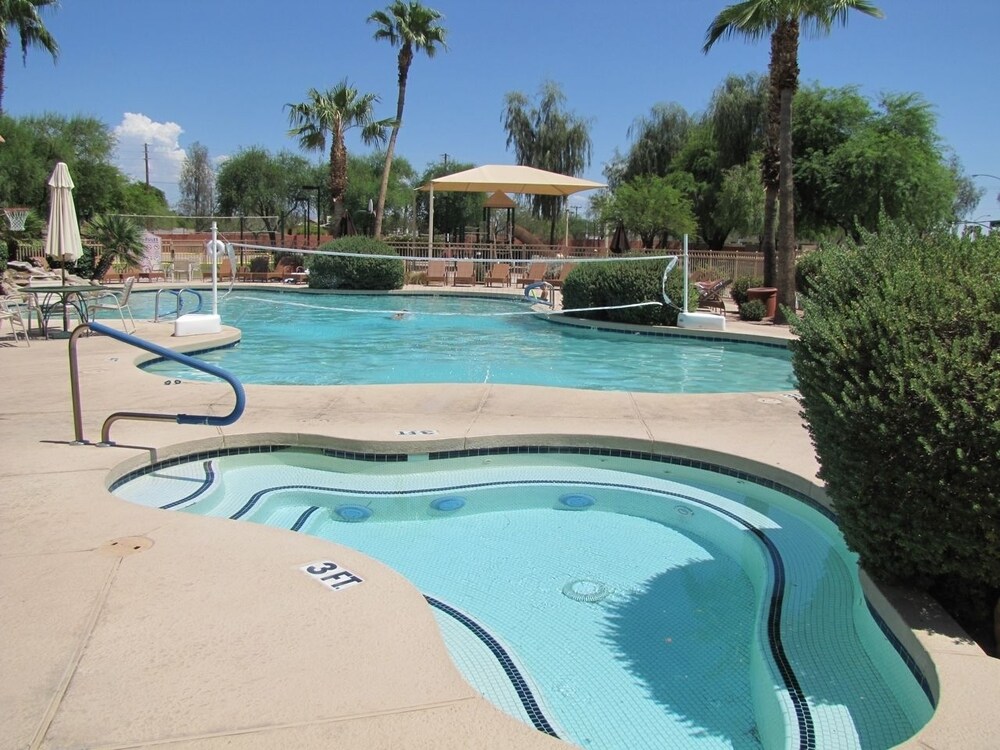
left=549, top=263, right=576, bottom=290
left=695, top=279, right=731, bottom=315
left=425, top=259, right=448, bottom=286
left=0, top=296, right=30, bottom=346
left=88, top=276, right=137, bottom=333
left=518, top=261, right=548, bottom=288
left=484, top=263, right=511, bottom=287
left=453, top=260, right=476, bottom=286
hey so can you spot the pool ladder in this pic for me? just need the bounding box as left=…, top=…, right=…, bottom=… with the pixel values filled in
left=68, top=320, right=246, bottom=446
left=153, top=288, right=204, bottom=321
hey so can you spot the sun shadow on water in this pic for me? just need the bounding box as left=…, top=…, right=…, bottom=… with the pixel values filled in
left=600, top=554, right=764, bottom=749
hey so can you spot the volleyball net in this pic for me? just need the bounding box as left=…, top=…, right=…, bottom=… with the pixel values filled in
left=213, top=240, right=681, bottom=318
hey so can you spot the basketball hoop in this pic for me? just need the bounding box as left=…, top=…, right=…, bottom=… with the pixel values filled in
left=3, top=206, right=30, bottom=232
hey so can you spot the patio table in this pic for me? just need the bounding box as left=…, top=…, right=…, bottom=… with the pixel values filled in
left=27, top=284, right=109, bottom=337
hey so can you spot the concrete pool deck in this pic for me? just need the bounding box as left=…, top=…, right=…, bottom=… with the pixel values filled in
left=1, top=290, right=997, bottom=749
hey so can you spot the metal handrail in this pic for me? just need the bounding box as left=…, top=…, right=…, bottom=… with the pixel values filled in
left=69, top=320, right=246, bottom=446
left=153, top=288, right=203, bottom=321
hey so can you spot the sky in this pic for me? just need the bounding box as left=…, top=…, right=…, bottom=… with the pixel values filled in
left=7, top=0, right=1000, bottom=223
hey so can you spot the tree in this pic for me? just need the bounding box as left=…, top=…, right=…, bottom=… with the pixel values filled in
left=83, top=213, right=145, bottom=282
left=716, top=155, right=766, bottom=242
left=793, top=86, right=963, bottom=236
left=414, top=158, right=481, bottom=239
left=502, top=81, right=592, bottom=244
left=0, top=0, right=58, bottom=113
left=346, top=151, right=417, bottom=236
left=620, top=103, right=693, bottom=184
left=0, top=112, right=134, bottom=219
left=704, top=0, right=884, bottom=322
left=368, top=0, right=447, bottom=239
left=177, top=142, right=214, bottom=230
left=216, top=147, right=312, bottom=244
left=286, top=81, right=393, bottom=234
left=602, top=175, right=696, bottom=248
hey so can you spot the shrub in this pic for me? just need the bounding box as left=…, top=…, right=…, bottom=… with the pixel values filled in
left=730, top=274, right=763, bottom=306
left=306, top=236, right=404, bottom=290
left=249, top=256, right=270, bottom=273
left=738, top=299, right=767, bottom=321
left=790, top=218, right=1000, bottom=644
left=561, top=257, right=697, bottom=327
left=795, top=248, right=825, bottom=296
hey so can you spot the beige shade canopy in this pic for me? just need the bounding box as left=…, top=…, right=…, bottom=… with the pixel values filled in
left=420, top=164, right=605, bottom=196
left=484, top=191, right=516, bottom=208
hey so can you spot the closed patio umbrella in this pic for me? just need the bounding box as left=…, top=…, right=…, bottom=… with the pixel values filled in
left=43, top=162, right=83, bottom=285
left=609, top=220, right=630, bottom=255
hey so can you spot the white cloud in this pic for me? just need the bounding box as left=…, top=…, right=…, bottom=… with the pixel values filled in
left=113, top=113, right=186, bottom=202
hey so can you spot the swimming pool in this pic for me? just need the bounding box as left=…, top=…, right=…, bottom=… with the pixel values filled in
left=127, top=291, right=795, bottom=393
left=112, top=446, right=932, bottom=750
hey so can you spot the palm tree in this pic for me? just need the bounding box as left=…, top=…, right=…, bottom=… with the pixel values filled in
left=502, top=81, right=592, bottom=245
left=704, top=0, right=883, bottom=322
left=85, top=214, right=145, bottom=282
left=368, top=1, right=447, bottom=239
left=0, top=0, right=59, bottom=113
left=286, top=81, right=393, bottom=234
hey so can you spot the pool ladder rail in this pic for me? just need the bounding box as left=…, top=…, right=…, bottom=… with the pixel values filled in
left=68, top=320, right=246, bottom=446
left=153, top=287, right=204, bottom=321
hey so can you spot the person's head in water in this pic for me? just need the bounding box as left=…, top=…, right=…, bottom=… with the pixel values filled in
left=392, top=309, right=409, bottom=320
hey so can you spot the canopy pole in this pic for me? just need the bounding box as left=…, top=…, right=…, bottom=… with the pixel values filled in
left=564, top=198, right=569, bottom=247
left=428, top=186, right=434, bottom=259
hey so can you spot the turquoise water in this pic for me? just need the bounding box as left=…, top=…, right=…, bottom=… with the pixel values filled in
left=113, top=449, right=932, bottom=750
left=126, top=291, right=795, bottom=393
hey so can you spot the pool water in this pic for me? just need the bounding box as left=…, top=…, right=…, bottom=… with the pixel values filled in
left=127, top=291, right=795, bottom=393
left=113, top=448, right=932, bottom=750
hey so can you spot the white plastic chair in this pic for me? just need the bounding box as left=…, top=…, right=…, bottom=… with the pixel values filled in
left=0, top=296, right=30, bottom=346
left=87, top=276, right=137, bottom=333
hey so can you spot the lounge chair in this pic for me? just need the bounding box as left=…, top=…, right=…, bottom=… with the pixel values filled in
left=695, top=279, right=731, bottom=315
left=87, top=276, right=137, bottom=333
left=518, top=261, right=548, bottom=288
left=426, top=259, right=448, bottom=286
left=453, top=260, right=476, bottom=286
left=549, top=263, right=576, bottom=290
left=484, top=263, right=511, bottom=287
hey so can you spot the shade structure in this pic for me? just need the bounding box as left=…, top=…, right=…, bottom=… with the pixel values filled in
left=419, top=165, right=605, bottom=255
left=420, top=164, right=604, bottom=196
left=44, top=162, right=83, bottom=285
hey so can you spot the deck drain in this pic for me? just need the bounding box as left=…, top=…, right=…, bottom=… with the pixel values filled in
left=562, top=579, right=610, bottom=603
left=757, top=397, right=783, bottom=405
left=98, top=536, right=154, bottom=557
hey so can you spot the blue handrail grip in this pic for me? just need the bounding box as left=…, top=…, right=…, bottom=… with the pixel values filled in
left=87, top=320, right=246, bottom=427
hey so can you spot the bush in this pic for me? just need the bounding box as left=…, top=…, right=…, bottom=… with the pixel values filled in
left=739, top=299, right=767, bottom=321
left=790, top=218, right=1000, bottom=644
left=730, top=274, right=763, bottom=306
left=306, top=236, right=404, bottom=290
left=561, top=257, right=698, bottom=327
left=795, top=248, right=825, bottom=296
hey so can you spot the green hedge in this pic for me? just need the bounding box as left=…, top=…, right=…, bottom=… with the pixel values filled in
left=306, top=236, right=404, bottom=290
left=560, top=257, right=697, bottom=327
left=790, top=219, right=1000, bottom=613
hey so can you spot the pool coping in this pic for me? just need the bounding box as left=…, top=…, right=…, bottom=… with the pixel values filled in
left=1, top=307, right=996, bottom=749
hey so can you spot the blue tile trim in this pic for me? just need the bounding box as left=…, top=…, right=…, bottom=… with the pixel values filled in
left=866, top=600, right=936, bottom=705
left=425, top=596, right=559, bottom=738
left=542, top=316, right=791, bottom=350
left=158, top=460, right=215, bottom=510
left=291, top=505, right=321, bottom=532
left=138, top=340, right=240, bottom=368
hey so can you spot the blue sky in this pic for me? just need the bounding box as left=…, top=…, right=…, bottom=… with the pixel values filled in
left=7, top=0, right=1000, bottom=222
